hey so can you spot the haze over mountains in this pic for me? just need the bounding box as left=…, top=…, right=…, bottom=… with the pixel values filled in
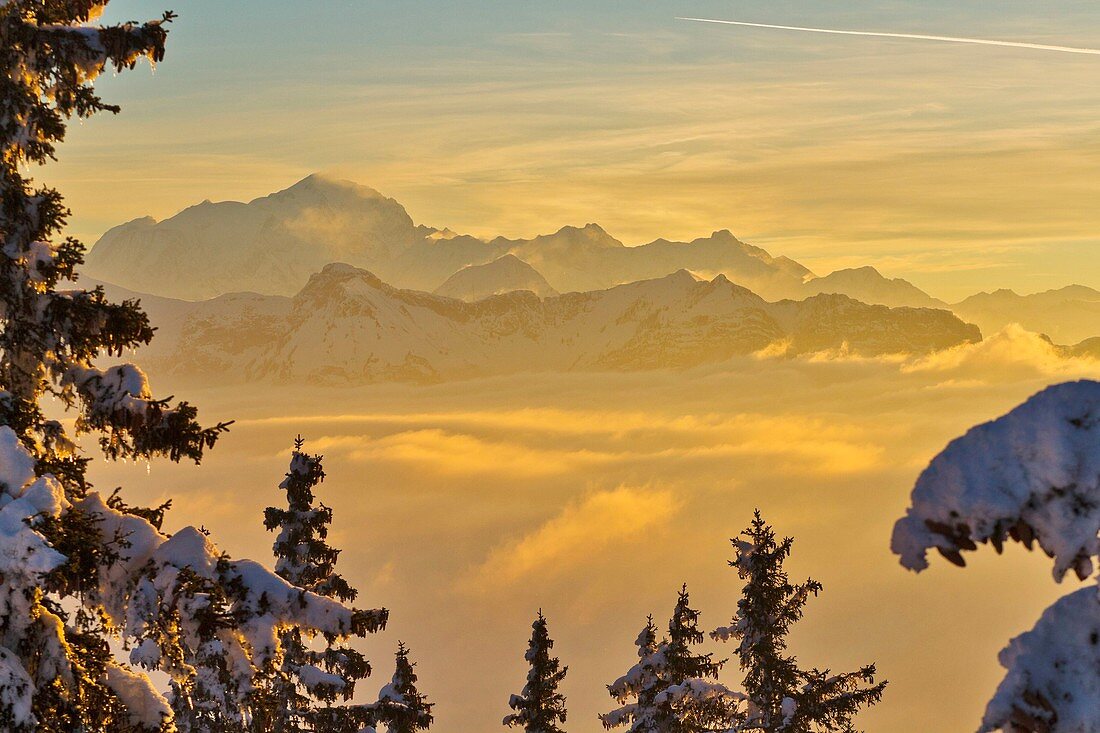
left=81, top=175, right=1100, bottom=380
left=97, top=264, right=978, bottom=385
left=434, top=254, right=559, bottom=301
left=81, top=175, right=815, bottom=300
left=952, top=286, right=1100, bottom=344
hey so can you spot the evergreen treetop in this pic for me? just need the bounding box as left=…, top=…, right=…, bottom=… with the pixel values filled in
left=372, top=643, right=433, bottom=733
left=265, top=435, right=356, bottom=601
left=504, top=610, right=568, bottom=733
left=714, top=511, right=886, bottom=732
left=603, top=590, right=736, bottom=733
left=251, top=437, right=385, bottom=733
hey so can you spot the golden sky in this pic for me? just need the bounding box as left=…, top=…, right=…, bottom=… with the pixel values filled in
left=41, top=4, right=1100, bottom=731
left=45, top=1, right=1100, bottom=300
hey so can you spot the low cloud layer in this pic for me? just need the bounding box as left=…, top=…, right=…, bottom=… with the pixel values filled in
left=86, top=333, right=1100, bottom=733
left=466, top=486, right=681, bottom=589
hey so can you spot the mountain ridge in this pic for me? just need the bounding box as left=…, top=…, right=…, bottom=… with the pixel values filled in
left=84, top=175, right=819, bottom=301
left=952, top=285, right=1100, bottom=344
left=82, top=175, right=1100, bottom=344
left=433, top=254, right=559, bottom=301
left=116, top=263, right=981, bottom=385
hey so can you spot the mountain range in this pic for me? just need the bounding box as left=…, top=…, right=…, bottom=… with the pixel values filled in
left=100, top=264, right=980, bottom=385
left=81, top=175, right=815, bottom=301
left=81, top=175, right=1100, bottom=362
left=952, top=286, right=1100, bottom=344
left=433, top=254, right=559, bottom=301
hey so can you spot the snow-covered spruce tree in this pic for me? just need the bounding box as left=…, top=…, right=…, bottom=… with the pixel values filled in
left=602, top=589, right=738, bottom=733
left=253, top=437, right=377, bottom=733
left=0, top=5, right=391, bottom=731
left=714, top=512, right=885, bottom=732
left=164, top=557, right=248, bottom=733
left=892, top=380, right=1100, bottom=733
left=0, top=3, right=229, bottom=730
left=370, top=643, right=433, bottom=733
left=118, top=521, right=389, bottom=733
left=601, top=616, right=663, bottom=733
left=503, top=610, right=568, bottom=733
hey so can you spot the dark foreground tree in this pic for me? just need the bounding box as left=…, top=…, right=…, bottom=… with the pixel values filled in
left=504, top=611, right=568, bottom=733
left=603, top=589, right=735, bottom=733
left=715, top=511, right=886, bottom=732
left=371, top=643, right=433, bottom=733
left=0, top=4, right=388, bottom=731
left=254, top=437, right=379, bottom=732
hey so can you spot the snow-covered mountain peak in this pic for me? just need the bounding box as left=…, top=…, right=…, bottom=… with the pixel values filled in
left=434, top=254, right=559, bottom=301
left=84, top=176, right=420, bottom=299
left=267, top=173, right=388, bottom=203
left=126, top=265, right=979, bottom=385
left=804, top=266, right=944, bottom=309
left=296, top=262, right=386, bottom=299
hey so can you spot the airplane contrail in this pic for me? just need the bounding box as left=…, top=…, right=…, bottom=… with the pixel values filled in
left=676, top=17, right=1100, bottom=57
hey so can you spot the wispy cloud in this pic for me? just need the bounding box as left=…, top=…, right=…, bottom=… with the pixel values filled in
left=464, top=486, right=680, bottom=589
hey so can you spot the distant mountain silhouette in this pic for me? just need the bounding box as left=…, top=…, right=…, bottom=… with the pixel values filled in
left=84, top=175, right=813, bottom=301
left=82, top=175, right=1100, bottom=344
left=84, top=175, right=418, bottom=299
left=952, top=286, right=1100, bottom=344
left=434, top=254, right=559, bottom=301
left=804, top=266, right=946, bottom=309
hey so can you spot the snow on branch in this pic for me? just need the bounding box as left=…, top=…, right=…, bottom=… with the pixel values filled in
left=893, top=380, right=1100, bottom=581
left=104, top=662, right=172, bottom=732
left=980, top=586, right=1100, bottom=733
left=64, top=363, right=231, bottom=462
left=48, top=490, right=389, bottom=719
left=0, top=427, right=70, bottom=730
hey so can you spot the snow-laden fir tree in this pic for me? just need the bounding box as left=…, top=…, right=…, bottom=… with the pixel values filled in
left=503, top=610, right=568, bottom=733
left=714, top=511, right=885, bottom=732
left=165, top=557, right=248, bottom=733
left=602, top=616, right=663, bottom=733
left=0, top=3, right=390, bottom=730
left=602, top=588, right=738, bottom=733
left=370, top=643, right=433, bottom=733
left=892, top=380, right=1100, bottom=733
left=254, top=437, right=380, bottom=733
left=0, top=2, right=222, bottom=730
left=121, top=520, right=389, bottom=733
